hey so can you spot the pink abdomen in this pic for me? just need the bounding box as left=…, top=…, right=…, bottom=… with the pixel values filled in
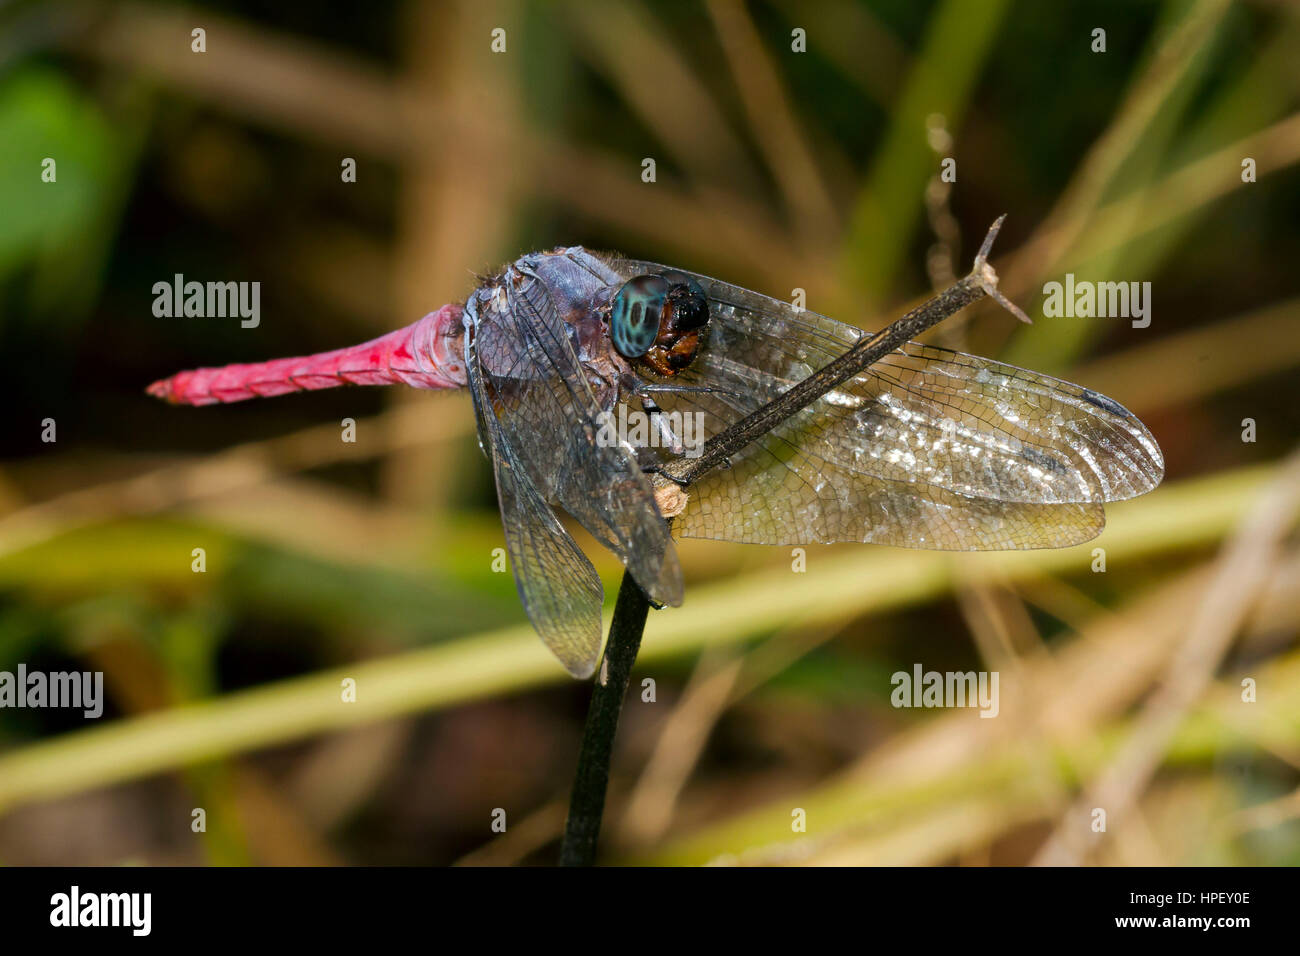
left=147, top=304, right=467, bottom=406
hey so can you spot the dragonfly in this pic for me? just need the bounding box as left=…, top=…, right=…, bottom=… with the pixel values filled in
left=148, top=246, right=1164, bottom=677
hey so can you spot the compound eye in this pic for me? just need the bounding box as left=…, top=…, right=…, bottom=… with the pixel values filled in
left=658, top=270, right=705, bottom=299
left=657, top=271, right=709, bottom=332
left=610, top=274, right=669, bottom=358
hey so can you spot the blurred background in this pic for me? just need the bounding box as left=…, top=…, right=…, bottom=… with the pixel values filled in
left=0, top=0, right=1298, bottom=866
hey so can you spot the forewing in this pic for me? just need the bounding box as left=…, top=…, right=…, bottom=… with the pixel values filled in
left=465, top=349, right=604, bottom=677
left=610, top=258, right=1161, bottom=549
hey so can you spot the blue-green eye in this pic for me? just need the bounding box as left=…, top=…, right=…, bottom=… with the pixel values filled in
left=610, top=274, right=669, bottom=358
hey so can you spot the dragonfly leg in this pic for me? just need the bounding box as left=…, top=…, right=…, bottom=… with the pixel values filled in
left=635, top=382, right=745, bottom=402
left=640, top=395, right=686, bottom=456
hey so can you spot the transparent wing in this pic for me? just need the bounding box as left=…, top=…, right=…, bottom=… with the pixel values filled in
left=610, top=258, right=1163, bottom=549
left=472, top=266, right=682, bottom=610
left=465, top=337, right=604, bottom=677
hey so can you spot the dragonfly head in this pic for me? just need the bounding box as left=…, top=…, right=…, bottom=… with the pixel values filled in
left=609, top=270, right=710, bottom=377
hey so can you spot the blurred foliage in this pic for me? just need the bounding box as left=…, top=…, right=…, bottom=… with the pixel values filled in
left=0, top=0, right=1297, bottom=866
left=0, top=65, right=145, bottom=333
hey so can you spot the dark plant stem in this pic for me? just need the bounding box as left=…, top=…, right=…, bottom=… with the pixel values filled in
left=559, top=568, right=651, bottom=866
left=557, top=217, right=1018, bottom=865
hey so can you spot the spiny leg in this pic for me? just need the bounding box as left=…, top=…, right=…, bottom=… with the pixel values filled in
left=639, top=394, right=685, bottom=456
